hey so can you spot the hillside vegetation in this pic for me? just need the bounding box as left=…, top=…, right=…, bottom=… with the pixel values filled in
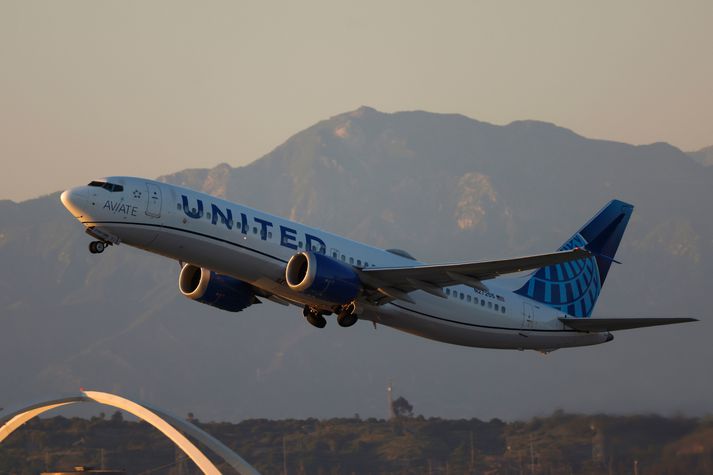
left=2, top=412, right=713, bottom=474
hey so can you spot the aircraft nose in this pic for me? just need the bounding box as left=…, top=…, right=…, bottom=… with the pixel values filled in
left=60, top=187, right=88, bottom=217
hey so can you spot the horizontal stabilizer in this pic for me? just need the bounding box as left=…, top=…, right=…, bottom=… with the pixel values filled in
left=559, top=317, right=697, bottom=332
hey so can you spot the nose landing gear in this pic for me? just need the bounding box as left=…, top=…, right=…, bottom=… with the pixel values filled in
left=85, top=227, right=119, bottom=254
left=88, top=241, right=107, bottom=254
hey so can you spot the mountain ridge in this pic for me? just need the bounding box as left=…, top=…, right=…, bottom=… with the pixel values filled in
left=687, top=144, right=713, bottom=166
left=1, top=107, right=710, bottom=421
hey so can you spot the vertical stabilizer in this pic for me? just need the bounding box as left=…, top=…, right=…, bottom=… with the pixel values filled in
left=515, top=200, right=633, bottom=318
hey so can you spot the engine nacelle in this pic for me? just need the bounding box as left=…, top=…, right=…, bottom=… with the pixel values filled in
left=179, top=264, right=258, bottom=312
left=285, top=251, right=361, bottom=304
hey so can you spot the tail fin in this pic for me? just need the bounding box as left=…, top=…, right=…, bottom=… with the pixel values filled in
left=514, top=200, right=634, bottom=318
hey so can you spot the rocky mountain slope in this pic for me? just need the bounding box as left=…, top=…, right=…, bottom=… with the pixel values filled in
left=1, top=107, right=710, bottom=421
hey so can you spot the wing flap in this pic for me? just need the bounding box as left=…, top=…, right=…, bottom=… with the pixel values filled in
left=559, top=317, right=698, bottom=332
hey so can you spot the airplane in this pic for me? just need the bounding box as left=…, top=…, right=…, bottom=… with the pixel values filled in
left=60, top=177, right=696, bottom=352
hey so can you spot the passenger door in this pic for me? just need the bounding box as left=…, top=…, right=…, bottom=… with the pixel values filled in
left=145, top=183, right=162, bottom=218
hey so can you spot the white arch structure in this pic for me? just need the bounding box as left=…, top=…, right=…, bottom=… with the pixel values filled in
left=0, top=390, right=260, bottom=475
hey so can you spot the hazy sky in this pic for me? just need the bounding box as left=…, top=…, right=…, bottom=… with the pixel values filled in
left=1, top=1, right=711, bottom=201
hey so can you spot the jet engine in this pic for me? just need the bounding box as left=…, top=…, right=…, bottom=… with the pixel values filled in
left=179, top=264, right=259, bottom=312
left=285, top=251, right=361, bottom=304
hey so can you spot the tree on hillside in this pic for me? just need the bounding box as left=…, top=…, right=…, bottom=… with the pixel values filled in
left=392, top=397, right=414, bottom=418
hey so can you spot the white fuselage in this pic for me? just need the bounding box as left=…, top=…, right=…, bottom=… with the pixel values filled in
left=61, top=177, right=611, bottom=351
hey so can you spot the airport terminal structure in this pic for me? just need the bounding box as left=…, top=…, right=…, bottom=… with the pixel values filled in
left=0, top=389, right=259, bottom=475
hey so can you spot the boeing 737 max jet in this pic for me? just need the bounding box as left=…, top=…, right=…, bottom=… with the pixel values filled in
left=60, top=177, right=696, bottom=351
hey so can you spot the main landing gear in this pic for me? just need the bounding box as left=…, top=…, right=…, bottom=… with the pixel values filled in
left=303, top=302, right=359, bottom=329
left=337, top=302, right=358, bottom=328
left=88, top=241, right=108, bottom=254
left=303, top=306, right=327, bottom=328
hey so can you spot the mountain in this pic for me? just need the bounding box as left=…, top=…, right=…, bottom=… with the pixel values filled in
left=1, top=107, right=711, bottom=422
left=687, top=145, right=713, bottom=167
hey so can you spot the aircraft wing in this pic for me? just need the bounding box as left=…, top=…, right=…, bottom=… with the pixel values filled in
left=559, top=317, right=698, bottom=332
left=359, top=248, right=591, bottom=303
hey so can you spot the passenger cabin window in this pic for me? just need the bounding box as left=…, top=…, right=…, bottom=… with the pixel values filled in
left=341, top=254, right=346, bottom=261
left=488, top=302, right=492, bottom=309
left=460, top=293, right=464, bottom=300
left=349, top=257, right=354, bottom=264
left=298, top=241, right=303, bottom=248
left=501, top=306, right=506, bottom=314
left=253, top=227, right=258, bottom=234
left=357, top=259, right=362, bottom=266
left=466, top=295, right=471, bottom=303
left=332, top=251, right=338, bottom=258
left=481, top=299, right=485, bottom=306
left=445, top=289, right=450, bottom=296
left=494, top=304, right=499, bottom=311
left=176, top=203, right=181, bottom=210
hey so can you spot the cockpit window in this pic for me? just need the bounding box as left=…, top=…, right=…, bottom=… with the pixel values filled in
left=87, top=181, right=123, bottom=192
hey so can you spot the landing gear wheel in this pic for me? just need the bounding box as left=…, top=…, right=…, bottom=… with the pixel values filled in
left=306, top=312, right=327, bottom=329
left=89, top=241, right=106, bottom=254
left=337, top=312, right=358, bottom=327
left=336, top=302, right=358, bottom=327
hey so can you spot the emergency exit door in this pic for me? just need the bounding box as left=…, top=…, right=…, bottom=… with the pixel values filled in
left=522, top=302, right=535, bottom=328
